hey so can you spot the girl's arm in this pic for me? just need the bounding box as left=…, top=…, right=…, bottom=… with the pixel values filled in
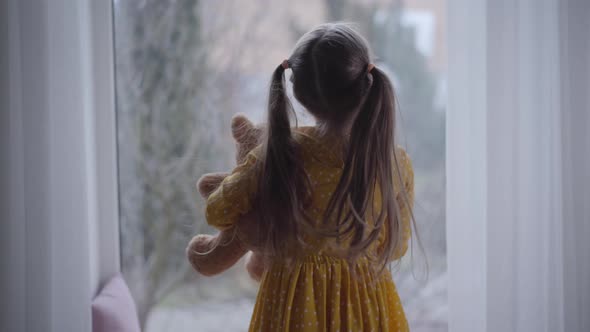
left=376, top=148, right=414, bottom=262
left=390, top=148, right=414, bottom=261
left=206, top=152, right=259, bottom=231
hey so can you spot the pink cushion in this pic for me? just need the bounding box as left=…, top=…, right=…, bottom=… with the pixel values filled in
left=92, top=274, right=141, bottom=332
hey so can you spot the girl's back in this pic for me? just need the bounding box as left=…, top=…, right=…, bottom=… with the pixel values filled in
left=205, top=23, right=415, bottom=331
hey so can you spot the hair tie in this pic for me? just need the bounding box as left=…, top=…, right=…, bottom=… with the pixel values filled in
left=367, top=63, right=375, bottom=73
left=281, top=59, right=290, bottom=70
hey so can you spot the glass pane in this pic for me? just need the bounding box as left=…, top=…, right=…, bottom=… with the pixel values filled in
left=114, top=1, right=446, bottom=331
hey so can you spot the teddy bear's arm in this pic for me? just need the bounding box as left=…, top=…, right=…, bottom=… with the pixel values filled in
left=245, top=251, right=265, bottom=282
left=186, top=229, right=248, bottom=277
left=197, top=172, right=230, bottom=198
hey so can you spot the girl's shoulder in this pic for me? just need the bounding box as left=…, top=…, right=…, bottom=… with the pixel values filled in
left=394, top=146, right=414, bottom=186
left=394, top=146, right=412, bottom=167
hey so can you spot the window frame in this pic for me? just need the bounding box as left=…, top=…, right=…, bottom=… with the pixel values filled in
left=89, top=0, right=121, bottom=294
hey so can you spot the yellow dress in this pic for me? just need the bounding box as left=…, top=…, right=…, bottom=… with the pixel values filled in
left=206, top=127, right=414, bottom=332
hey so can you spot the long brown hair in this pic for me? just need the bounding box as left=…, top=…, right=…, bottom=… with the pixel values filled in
left=256, top=23, right=410, bottom=270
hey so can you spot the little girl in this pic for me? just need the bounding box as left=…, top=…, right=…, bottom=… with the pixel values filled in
left=206, top=23, right=414, bottom=332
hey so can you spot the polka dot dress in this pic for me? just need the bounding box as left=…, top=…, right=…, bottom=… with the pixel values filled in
left=206, top=127, right=414, bottom=332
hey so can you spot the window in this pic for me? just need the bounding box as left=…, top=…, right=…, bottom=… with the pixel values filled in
left=113, top=1, right=447, bottom=331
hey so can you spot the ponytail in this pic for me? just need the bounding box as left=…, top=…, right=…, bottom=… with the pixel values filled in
left=256, top=63, right=310, bottom=258
left=323, top=67, right=402, bottom=270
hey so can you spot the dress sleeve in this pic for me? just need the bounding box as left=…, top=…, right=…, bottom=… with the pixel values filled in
left=205, top=151, right=259, bottom=231
left=390, top=147, right=414, bottom=260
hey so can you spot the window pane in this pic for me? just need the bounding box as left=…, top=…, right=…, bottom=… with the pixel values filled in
left=114, top=1, right=447, bottom=331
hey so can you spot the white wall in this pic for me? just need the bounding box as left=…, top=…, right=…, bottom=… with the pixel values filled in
left=1, top=1, right=118, bottom=331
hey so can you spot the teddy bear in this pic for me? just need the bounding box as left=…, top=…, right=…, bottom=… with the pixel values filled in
left=186, top=114, right=265, bottom=281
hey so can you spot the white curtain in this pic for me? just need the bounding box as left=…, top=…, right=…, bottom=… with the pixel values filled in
left=559, top=2, right=590, bottom=331
left=448, top=0, right=590, bottom=331
left=1, top=1, right=118, bottom=331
